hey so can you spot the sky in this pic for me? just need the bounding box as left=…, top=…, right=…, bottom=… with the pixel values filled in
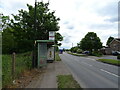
left=0, top=0, right=119, bottom=49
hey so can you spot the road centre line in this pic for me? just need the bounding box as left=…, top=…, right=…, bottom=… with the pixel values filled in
left=100, top=69, right=119, bottom=78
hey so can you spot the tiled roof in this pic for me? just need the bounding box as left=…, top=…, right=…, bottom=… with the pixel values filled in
left=109, top=38, right=120, bottom=45
left=116, top=38, right=120, bottom=41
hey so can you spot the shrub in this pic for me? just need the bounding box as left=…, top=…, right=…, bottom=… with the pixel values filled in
left=76, top=49, right=82, bottom=53
left=92, top=51, right=103, bottom=57
left=2, top=52, right=32, bottom=87
left=70, top=47, right=79, bottom=53
left=117, top=55, right=120, bottom=59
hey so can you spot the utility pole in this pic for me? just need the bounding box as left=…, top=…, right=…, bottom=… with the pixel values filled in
left=32, top=0, right=37, bottom=68
left=34, top=0, right=37, bottom=37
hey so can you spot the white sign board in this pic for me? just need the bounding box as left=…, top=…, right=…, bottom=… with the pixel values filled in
left=49, top=31, right=55, bottom=40
left=47, top=47, right=54, bottom=60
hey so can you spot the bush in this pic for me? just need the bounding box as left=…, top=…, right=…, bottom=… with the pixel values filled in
left=70, top=47, right=79, bottom=53
left=76, top=49, right=82, bottom=54
left=117, top=55, right=120, bottom=59
left=92, top=51, right=103, bottom=57
left=2, top=52, right=32, bottom=87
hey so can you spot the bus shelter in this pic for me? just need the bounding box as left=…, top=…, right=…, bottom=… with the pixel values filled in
left=36, top=40, right=55, bottom=68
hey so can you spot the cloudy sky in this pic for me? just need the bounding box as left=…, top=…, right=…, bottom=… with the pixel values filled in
left=0, top=0, right=119, bottom=49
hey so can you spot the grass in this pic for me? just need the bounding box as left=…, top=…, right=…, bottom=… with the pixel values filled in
left=98, top=59, right=120, bottom=66
left=2, top=52, right=32, bottom=87
left=57, top=75, right=81, bottom=88
left=67, top=52, right=87, bottom=57
left=55, top=52, right=61, bottom=61
left=0, top=54, right=2, bottom=89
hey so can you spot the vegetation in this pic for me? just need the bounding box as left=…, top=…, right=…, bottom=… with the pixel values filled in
left=98, top=59, right=120, bottom=66
left=92, top=51, right=103, bottom=57
left=117, top=55, right=120, bottom=59
left=55, top=52, right=61, bottom=61
left=1, top=1, right=63, bottom=54
left=57, top=75, right=81, bottom=88
left=79, top=32, right=102, bottom=53
left=2, top=52, right=32, bottom=87
left=106, top=36, right=114, bottom=45
left=70, top=46, right=79, bottom=53
left=77, top=49, right=82, bottom=54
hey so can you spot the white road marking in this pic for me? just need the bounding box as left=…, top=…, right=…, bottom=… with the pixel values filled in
left=100, top=69, right=119, bottom=77
left=81, top=62, right=93, bottom=66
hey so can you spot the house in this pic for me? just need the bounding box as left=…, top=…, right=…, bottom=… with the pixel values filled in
left=101, top=38, right=120, bottom=55
left=109, top=38, right=120, bottom=51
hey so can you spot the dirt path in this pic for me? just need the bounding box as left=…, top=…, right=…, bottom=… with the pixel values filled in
left=26, top=61, right=71, bottom=88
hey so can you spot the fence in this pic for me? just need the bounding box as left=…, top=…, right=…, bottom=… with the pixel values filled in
left=2, top=52, right=32, bottom=87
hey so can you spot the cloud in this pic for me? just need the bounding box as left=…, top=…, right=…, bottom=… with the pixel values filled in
left=0, top=0, right=119, bottom=49
left=89, top=23, right=117, bottom=30
left=93, top=1, right=118, bottom=17
left=67, top=25, right=74, bottom=30
left=104, top=17, right=118, bottom=23
left=0, top=0, right=34, bottom=16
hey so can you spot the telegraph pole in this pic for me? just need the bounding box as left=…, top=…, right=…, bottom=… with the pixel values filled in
left=32, top=0, right=37, bottom=68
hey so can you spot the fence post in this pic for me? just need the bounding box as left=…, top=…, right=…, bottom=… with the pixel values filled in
left=12, top=52, right=15, bottom=79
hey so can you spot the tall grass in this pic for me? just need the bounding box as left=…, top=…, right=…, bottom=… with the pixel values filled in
left=2, top=52, right=32, bottom=87
left=55, top=52, right=61, bottom=61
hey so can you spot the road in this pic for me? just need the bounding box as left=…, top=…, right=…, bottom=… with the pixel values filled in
left=59, top=52, right=120, bottom=88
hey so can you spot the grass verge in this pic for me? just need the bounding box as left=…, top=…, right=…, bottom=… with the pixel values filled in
left=57, top=75, right=81, bottom=88
left=2, top=52, right=32, bottom=87
left=55, top=52, right=61, bottom=61
left=67, top=52, right=87, bottom=57
left=98, top=59, right=120, bottom=66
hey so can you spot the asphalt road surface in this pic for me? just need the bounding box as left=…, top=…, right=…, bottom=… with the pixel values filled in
left=59, top=52, right=120, bottom=88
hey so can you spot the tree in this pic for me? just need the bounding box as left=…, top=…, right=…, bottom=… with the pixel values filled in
left=106, top=36, right=114, bottom=46
left=0, top=13, right=10, bottom=30
left=2, top=1, right=62, bottom=53
left=1, top=14, right=17, bottom=54
left=70, top=46, right=79, bottom=53
left=80, top=32, right=102, bottom=52
left=11, top=2, right=60, bottom=41
left=55, top=32, right=63, bottom=46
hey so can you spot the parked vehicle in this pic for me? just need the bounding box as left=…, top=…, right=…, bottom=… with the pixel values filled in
left=82, top=51, right=90, bottom=54
left=112, top=51, right=120, bottom=56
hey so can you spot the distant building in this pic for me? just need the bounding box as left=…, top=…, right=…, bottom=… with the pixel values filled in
left=109, top=38, right=120, bottom=51
left=101, top=38, right=120, bottom=55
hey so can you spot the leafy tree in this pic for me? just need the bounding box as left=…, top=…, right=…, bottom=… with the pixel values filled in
left=1, top=14, right=17, bottom=54
left=106, top=36, right=114, bottom=46
left=77, top=49, right=82, bottom=53
left=0, top=13, right=10, bottom=30
left=80, top=32, right=102, bottom=52
left=2, top=1, right=62, bottom=53
left=55, top=32, right=63, bottom=46
left=70, top=46, right=79, bottom=53
left=2, top=28, right=17, bottom=53
left=11, top=2, right=60, bottom=41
